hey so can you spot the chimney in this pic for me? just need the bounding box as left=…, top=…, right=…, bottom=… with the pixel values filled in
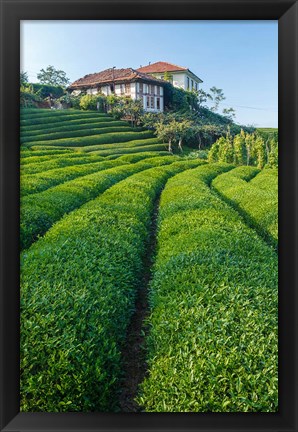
left=149, top=61, right=151, bottom=65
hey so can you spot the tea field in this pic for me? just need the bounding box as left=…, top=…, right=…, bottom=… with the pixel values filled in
left=20, top=108, right=278, bottom=412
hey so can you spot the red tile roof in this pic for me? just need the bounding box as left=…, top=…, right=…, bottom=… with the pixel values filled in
left=68, top=68, right=165, bottom=89
left=137, top=61, right=187, bottom=73
left=137, top=61, right=203, bottom=83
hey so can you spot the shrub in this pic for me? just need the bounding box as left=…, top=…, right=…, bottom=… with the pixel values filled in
left=31, top=84, right=64, bottom=99
left=212, top=166, right=278, bottom=247
left=79, top=94, right=106, bottom=111
left=26, top=130, right=155, bottom=148
left=138, top=163, right=278, bottom=412
left=21, top=159, right=121, bottom=196
left=20, top=161, right=200, bottom=411
left=20, top=158, right=181, bottom=250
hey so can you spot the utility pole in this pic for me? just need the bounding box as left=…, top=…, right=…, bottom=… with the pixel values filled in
left=112, top=66, right=116, bottom=94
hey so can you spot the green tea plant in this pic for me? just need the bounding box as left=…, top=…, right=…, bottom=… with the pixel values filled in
left=21, top=154, right=103, bottom=175
left=138, top=163, right=278, bottom=412
left=21, top=120, right=128, bottom=139
left=20, top=161, right=201, bottom=412
left=21, top=159, right=127, bottom=196
left=25, top=130, right=155, bottom=148
left=212, top=166, right=278, bottom=247
left=21, top=126, right=143, bottom=145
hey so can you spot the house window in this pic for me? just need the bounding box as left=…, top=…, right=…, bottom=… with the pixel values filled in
left=110, top=83, right=115, bottom=93
left=125, top=83, right=131, bottom=94
left=195, top=82, right=198, bottom=91
left=139, top=83, right=143, bottom=93
left=120, top=84, right=125, bottom=95
left=157, top=86, right=160, bottom=96
left=150, top=97, right=154, bottom=109
left=187, top=77, right=190, bottom=90
left=146, top=96, right=150, bottom=108
left=156, top=98, right=160, bottom=110
left=191, top=79, right=194, bottom=89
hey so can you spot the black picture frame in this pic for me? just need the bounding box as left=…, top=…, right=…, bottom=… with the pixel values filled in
left=0, top=1, right=297, bottom=431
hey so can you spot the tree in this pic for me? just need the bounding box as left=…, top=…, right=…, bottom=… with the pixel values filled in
left=209, top=86, right=226, bottom=112
left=125, top=99, right=144, bottom=127
left=233, top=129, right=247, bottom=165
left=80, top=94, right=106, bottom=111
left=37, top=65, right=70, bottom=87
left=163, top=71, right=173, bottom=82
left=197, top=89, right=212, bottom=107
left=155, top=122, right=176, bottom=152
left=218, top=131, right=234, bottom=163
left=245, top=133, right=255, bottom=166
left=253, top=135, right=267, bottom=169
left=175, top=120, right=193, bottom=152
left=222, top=107, right=236, bottom=122
left=20, top=71, right=29, bottom=85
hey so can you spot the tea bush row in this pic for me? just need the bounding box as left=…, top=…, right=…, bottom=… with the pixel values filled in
left=21, top=110, right=108, bottom=126
left=21, top=120, right=129, bottom=139
left=90, top=144, right=167, bottom=157
left=115, top=151, right=174, bottom=163
left=26, top=130, right=155, bottom=148
left=21, top=125, right=143, bottom=145
left=212, top=167, right=278, bottom=248
left=22, top=115, right=117, bottom=132
left=21, top=154, right=104, bottom=175
left=20, top=157, right=187, bottom=250
left=20, top=151, right=87, bottom=165
left=21, top=148, right=73, bottom=159
left=138, top=163, right=278, bottom=412
left=21, top=159, right=127, bottom=196
left=20, top=161, right=200, bottom=411
left=78, top=138, right=160, bottom=153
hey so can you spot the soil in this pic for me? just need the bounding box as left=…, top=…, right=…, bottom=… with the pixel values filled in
left=118, top=197, right=160, bottom=412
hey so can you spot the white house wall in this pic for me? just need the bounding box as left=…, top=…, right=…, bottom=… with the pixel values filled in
left=74, top=81, right=164, bottom=113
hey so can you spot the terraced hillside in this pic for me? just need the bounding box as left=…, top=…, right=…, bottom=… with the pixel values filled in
left=20, top=108, right=278, bottom=413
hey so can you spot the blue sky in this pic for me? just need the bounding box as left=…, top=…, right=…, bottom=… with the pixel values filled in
left=21, top=21, right=278, bottom=127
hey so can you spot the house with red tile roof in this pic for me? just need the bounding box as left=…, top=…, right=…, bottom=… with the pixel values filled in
left=137, top=61, right=203, bottom=92
left=68, top=67, right=165, bottom=113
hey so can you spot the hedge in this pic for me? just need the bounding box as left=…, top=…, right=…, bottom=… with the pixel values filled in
left=20, top=160, right=200, bottom=411
left=115, top=151, right=174, bottom=163
left=138, top=163, right=278, bottom=412
left=21, top=154, right=104, bottom=175
left=20, top=152, right=86, bottom=166
left=21, top=159, right=127, bottom=197
left=89, top=144, right=168, bottom=157
left=20, top=157, right=181, bottom=250
left=21, top=126, right=141, bottom=145
left=21, top=112, right=109, bottom=127
left=79, top=138, right=160, bottom=153
left=21, top=149, right=73, bottom=159
left=212, top=166, right=278, bottom=248
left=21, top=120, right=129, bottom=139
left=26, top=130, right=155, bottom=148
left=21, top=115, right=117, bottom=132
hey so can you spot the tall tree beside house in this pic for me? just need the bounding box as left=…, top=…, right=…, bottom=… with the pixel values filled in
left=209, top=86, right=226, bottom=112
left=222, top=107, right=236, bottom=121
left=197, top=89, right=212, bottom=107
left=37, top=65, right=70, bottom=88
left=163, top=71, right=173, bottom=82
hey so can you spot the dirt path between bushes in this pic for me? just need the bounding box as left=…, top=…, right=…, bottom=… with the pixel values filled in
left=118, top=197, right=160, bottom=412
